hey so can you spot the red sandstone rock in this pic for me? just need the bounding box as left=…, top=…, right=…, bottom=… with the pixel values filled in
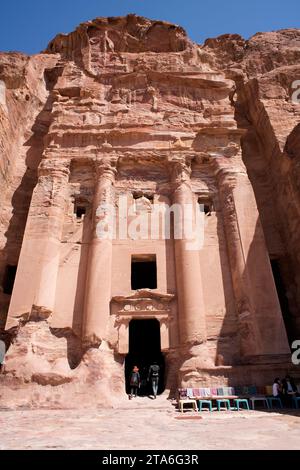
left=0, top=15, right=299, bottom=408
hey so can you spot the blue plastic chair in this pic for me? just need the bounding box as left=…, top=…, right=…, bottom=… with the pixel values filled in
left=234, top=398, right=250, bottom=411
left=216, top=399, right=231, bottom=411
left=198, top=400, right=212, bottom=412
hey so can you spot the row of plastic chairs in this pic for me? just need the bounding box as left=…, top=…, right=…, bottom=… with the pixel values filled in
left=179, top=396, right=300, bottom=412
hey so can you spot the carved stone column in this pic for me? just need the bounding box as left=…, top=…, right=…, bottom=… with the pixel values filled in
left=159, top=316, right=170, bottom=351
left=6, top=159, right=70, bottom=329
left=82, top=155, right=118, bottom=348
left=169, top=155, right=207, bottom=347
left=214, top=157, right=290, bottom=360
left=116, top=316, right=131, bottom=355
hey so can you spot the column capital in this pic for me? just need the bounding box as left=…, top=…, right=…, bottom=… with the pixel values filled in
left=94, top=155, right=118, bottom=180
left=115, top=315, right=132, bottom=327
left=38, top=158, right=70, bottom=179
left=212, top=157, right=248, bottom=189
left=158, top=315, right=172, bottom=326
left=168, top=155, right=193, bottom=189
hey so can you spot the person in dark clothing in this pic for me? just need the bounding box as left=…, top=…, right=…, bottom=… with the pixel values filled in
left=282, top=375, right=298, bottom=395
left=147, top=361, right=160, bottom=398
left=282, top=375, right=298, bottom=406
left=129, top=366, right=140, bottom=399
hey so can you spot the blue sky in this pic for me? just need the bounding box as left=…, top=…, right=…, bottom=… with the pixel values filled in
left=1, top=0, right=299, bottom=54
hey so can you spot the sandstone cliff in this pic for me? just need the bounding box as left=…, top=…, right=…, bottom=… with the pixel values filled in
left=202, top=29, right=300, bottom=339
left=1, top=15, right=298, bottom=338
left=0, top=15, right=299, bottom=408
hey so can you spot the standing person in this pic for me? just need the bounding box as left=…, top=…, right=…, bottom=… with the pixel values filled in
left=129, top=366, right=140, bottom=399
left=148, top=361, right=160, bottom=399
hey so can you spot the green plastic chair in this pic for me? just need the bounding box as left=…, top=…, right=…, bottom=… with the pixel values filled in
left=198, top=400, right=212, bottom=412
left=216, top=399, right=231, bottom=411
left=234, top=398, right=250, bottom=411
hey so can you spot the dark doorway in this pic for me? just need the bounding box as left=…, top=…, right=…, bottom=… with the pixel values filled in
left=125, top=319, right=165, bottom=396
left=270, top=258, right=293, bottom=347
left=131, top=255, right=157, bottom=290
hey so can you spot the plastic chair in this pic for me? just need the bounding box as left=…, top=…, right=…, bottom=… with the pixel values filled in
left=292, top=396, right=300, bottom=409
left=216, top=399, right=231, bottom=411
left=198, top=400, right=212, bottom=412
left=179, top=399, right=198, bottom=413
left=267, top=397, right=283, bottom=409
left=234, top=398, right=250, bottom=411
left=249, top=397, right=270, bottom=410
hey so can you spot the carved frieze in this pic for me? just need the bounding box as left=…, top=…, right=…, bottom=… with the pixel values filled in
left=111, top=289, right=175, bottom=319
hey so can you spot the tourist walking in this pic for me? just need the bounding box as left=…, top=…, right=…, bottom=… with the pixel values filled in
left=147, top=361, right=160, bottom=399
left=129, top=366, right=141, bottom=399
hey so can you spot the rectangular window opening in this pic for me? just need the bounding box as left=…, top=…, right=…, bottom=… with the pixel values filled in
left=133, top=192, right=154, bottom=203
left=198, top=197, right=213, bottom=216
left=75, top=205, right=86, bottom=219
left=131, top=254, right=157, bottom=290
left=2, top=265, right=17, bottom=295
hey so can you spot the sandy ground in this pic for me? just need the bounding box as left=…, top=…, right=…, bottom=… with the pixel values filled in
left=1, top=395, right=300, bottom=450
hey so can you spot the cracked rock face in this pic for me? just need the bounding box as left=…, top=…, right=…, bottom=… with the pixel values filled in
left=0, top=15, right=300, bottom=408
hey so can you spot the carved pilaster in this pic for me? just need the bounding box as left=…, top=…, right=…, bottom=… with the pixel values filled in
left=168, top=154, right=207, bottom=347
left=82, top=155, right=118, bottom=349
left=6, top=159, right=71, bottom=329
left=216, top=167, right=261, bottom=357
left=89, top=155, right=118, bottom=239
left=213, top=157, right=290, bottom=360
